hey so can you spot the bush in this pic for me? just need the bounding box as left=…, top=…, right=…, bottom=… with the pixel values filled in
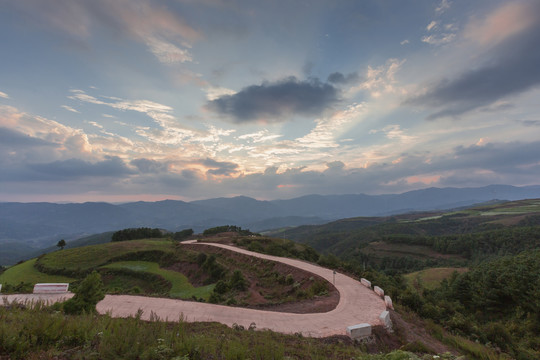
left=63, top=271, right=105, bottom=315
left=230, top=270, right=248, bottom=291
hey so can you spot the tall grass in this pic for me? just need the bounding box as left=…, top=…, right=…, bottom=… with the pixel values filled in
left=0, top=303, right=378, bottom=360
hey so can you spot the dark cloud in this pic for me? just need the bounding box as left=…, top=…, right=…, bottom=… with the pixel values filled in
left=0, top=127, right=56, bottom=148
left=327, top=72, right=360, bottom=85
left=451, top=141, right=540, bottom=172
left=131, top=158, right=168, bottom=174
left=201, top=158, right=239, bottom=176
left=406, top=6, right=540, bottom=119
left=205, top=77, right=340, bottom=123
left=521, top=120, right=540, bottom=127
left=29, top=156, right=133, bottom=179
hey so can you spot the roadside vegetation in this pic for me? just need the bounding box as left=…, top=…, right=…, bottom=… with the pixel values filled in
left=0, top=301, right=467, bottom=360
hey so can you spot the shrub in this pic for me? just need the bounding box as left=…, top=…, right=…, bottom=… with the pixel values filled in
left=230, top=270, right=248, bottom=291
left=63, top=271, right=105, bottom=315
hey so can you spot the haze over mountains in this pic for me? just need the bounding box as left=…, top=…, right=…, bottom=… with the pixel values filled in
left=2, top=184, right=540, bottom=265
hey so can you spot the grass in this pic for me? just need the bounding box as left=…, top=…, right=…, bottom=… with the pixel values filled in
left=404, top=267, right=468, bottom=289
left=0, top=304, right=469, bottom=360
left=0, top=258, right=75, bottom=286
left=36, top=239, right=173, bottom=272
left=0, top=304, right=350, bottom=360
left=102, top=261, right=214, bottom=300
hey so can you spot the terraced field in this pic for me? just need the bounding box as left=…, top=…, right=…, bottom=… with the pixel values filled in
left=404, top=267, right=468, bottom=289
left=0, top=258, right=75, bottom=285
left=102, top=261, right=214, bottom=300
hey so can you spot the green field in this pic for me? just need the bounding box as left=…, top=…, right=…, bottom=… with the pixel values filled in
left=37, top=239, right=173, bottom=272
left=102, top=261, right=214, bottom=300
left=0, top=258, right=75, bottom=286
left=404, top=267, right=468, bottom=289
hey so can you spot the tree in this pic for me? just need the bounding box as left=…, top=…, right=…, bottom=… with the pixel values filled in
left=57, top=239, right=66, bottom=250
left=63, top=271, right=105, bottom=315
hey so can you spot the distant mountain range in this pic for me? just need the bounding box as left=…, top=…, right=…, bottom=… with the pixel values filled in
left=2, top=184, right=540, bottom=265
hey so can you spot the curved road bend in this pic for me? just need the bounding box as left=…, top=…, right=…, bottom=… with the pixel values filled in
left=3, top=241, right=386, bottom=338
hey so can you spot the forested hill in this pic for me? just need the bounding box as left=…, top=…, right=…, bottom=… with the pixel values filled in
left=273, top=199, right=540, bottom=271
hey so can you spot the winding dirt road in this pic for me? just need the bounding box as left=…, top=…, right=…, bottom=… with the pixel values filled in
left=3, top=241, right=386, bottom=337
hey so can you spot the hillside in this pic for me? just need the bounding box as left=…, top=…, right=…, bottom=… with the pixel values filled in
left=3, top=185, right=540, bottom=265
left=274, top=198, right=540, bottom=272
left=0, top=234, right=337, bottom=312
left=3, top=227, right=535, bottom=358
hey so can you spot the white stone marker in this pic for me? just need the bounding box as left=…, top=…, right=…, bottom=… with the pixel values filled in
left=33, top=283, right=69, bottom=294
left=346, top=323, right=372, bottom=339
left=379, top=310, right=392, bottom=329
left=360, top=278, right=371, bottom=288
left=374, top=286, right=384, bottom=298
left=384, top=295, right=394, bottom=310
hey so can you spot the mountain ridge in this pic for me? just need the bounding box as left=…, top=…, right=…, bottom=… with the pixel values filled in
left=2, top=184, right=540, bottom=265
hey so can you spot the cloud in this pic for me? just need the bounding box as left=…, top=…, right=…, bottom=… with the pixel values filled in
left=370, top=124, right=416, bottom=143
left=29, top=156, right=133, bottom=179
left=408, top=1, right=540, bottom=119
left=61, top=105, right=80, bottom=113
left=238, top=130, right=282, bottom=143
left=327, top=72, right=361, bottom=85
left=0, top=91, right=9, bottom=99
left=131, top=158, right=169, bottom=173
left=421, top=33, right=455, bottom=45
left=426, top=21, right=438, bottom=31
left=0, top=105, right=93, bottom=159
left=464, top=2, right=537, bottom=48
left=0, top=127, right=56, bottom=148
left=205, top=77, right=340, bottom=123
left=348, top=58, right=406, bottom=98
left=200, top=158, right=239, bottom=176
left=68, top=89, right=186, bottom=131
left=10, top=0, right=201, bottom=64
left=435, top=0, right=451, bottom=14
left=400, top=39, right=409, bottom=45
left=144, top=37, right=192, bottom=63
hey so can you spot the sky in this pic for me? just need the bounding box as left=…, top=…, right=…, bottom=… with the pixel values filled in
left=1, top=0, right=540, bottom=203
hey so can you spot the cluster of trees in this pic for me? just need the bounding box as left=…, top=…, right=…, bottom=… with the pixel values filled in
left=172, top=228, right=194, bottom=241
left=111, top=228, right=164, bottom=242
left=399, top=251, right=540, bottom=359
left=203, top=225, right=257, bottom=236
left=111, top=227, right=194, bottom=242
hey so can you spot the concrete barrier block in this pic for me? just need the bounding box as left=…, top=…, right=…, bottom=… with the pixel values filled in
left=360, top=278, right=371, bottom=288
left=33, top=283, right=69, bottom=294
left=379, top=310, right=392, bottom=329
left=374, top=286, right=384, bottom=298
left=384, top=295, right=394, bottom=310
left=346, top=323, right=372, bottom=339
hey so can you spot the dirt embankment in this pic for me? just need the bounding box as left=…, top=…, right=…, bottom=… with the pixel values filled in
left=172, top=243, right=339, bottom=314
